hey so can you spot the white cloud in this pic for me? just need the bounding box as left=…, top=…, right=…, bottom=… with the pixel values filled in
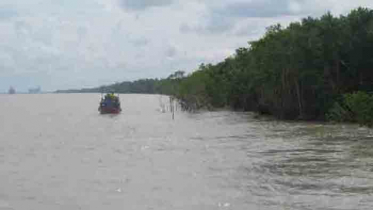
left=0, top=0, right=372, bottom=91
left=118, top=0, right=174, bottom=11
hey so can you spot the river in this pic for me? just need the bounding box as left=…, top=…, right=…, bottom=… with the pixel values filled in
left=1, top=94, right=373, bottom=210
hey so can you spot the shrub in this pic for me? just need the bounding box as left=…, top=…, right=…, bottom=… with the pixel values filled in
left=327, top=91, right=373, bottom=126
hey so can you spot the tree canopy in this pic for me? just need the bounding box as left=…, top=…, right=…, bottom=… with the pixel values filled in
left=57, top=8, right=373, bottom=124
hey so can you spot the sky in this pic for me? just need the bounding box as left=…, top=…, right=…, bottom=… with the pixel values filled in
left=0, top=0, right=372, bottom=92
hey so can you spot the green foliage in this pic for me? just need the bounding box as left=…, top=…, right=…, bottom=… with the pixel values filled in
left=345, top=92, right=373, bottom=126
left=58, top=7, right=373, bottom=125
left=56, top=72, right=186, bottom=96
left=328, top=92, right=373, bottom=126
left=177, top=69, right=211, bottom=110
left=327, top=100, right=354, bottom=123
left=174, top=7, right=373, bottom=121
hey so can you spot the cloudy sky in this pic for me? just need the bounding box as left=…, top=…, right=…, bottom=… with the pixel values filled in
left=0, top=0, right=372, bottom=92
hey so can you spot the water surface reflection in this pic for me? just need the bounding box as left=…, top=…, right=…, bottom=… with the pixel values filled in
left=1, top=94, right=373, bottom=209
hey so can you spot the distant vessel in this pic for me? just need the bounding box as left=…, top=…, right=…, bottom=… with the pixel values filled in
left=28, top=86, right=41, bottom=94
left=8, top=86, right=16, bottom=94
left=98, top=92, right=122, bottom=114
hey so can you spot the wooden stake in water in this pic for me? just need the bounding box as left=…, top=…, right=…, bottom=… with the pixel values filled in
left=170, top=96, right=175, bottom=120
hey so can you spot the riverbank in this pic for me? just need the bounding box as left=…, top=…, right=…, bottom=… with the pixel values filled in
left=168, top=7, right=373, bottom=126
left=56, top=7, right=373, bottom=126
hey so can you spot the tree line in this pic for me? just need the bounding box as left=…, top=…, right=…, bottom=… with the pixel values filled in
left=57, top=8, right=373, bottom=125
left=172, top=7, right=373, bottom=125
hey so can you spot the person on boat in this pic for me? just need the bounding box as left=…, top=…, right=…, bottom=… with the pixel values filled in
left=109, top=92, right=116, bottom=100
left=104, top=92, right=114, bottom=100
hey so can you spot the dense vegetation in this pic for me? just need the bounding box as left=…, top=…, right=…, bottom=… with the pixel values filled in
left=173, top=8, right=373, bottom=123
left=56, top=71, right=186, bottom=95
left=56, top=79, right=160, bottom=94
left=327, top=91, right=373, bottom=126
left=58, top=8, right=373, bottom=125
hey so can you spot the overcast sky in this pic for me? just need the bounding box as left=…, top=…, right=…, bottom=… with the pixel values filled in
left=0, top=0, right=372, bottom=92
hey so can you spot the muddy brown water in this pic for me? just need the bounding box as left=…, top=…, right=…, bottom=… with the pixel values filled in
left=1, top=94, right=373, bottom=210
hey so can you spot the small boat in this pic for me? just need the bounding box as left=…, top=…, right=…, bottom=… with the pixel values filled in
left=8, top=86, right=16, bottom=94
left=98, top=93, right=122, bottom=114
